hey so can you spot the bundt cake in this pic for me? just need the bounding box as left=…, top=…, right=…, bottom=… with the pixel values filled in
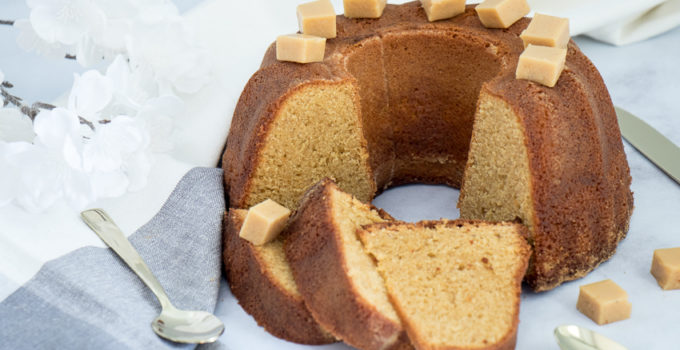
left=223, top=210, right=336, bottom=344
left=222, top=2, right=632, bottom=292
left=358, top=219, right=531, bottom=350
left=283, top=178, right=412, bottom=350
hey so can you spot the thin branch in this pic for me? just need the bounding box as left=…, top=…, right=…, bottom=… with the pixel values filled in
left=65, top=54, right=76, bottom=60
left=0, top=20, right=14, bottom=26
left=1, top=82, right=95, bottom=131
left=79, top=116, right=95, bottom=130
left=32, top=102, right=57, bottom=110
left=1, top=86, right=25, bottom=110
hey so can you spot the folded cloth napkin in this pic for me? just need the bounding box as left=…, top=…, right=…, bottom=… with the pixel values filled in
left=529, top=0, right=680, bottom=45
left=0, top=168, right=225, bottom=350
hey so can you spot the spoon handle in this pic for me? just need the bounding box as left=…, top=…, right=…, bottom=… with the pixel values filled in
left=81, top=208, right=173, bottom=310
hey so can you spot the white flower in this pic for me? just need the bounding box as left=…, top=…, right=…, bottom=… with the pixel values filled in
left=14, top=19, right=70, bottom=59
left=0, top=108, right=36, bottom=142
left=68, top=70, right=114, bottom=121
left=106, top=55, right=158, bottom=111
left=89, top=0, right=137, bottom=51
left=1, top=108, right=95, bottom=212
left=83, top=116, right=151, bottom=197
left=28, top=0, right=106, bottom=46
left=74, top=35, right=113, bottom=67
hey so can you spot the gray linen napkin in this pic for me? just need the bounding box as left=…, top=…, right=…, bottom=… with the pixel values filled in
left=0, top=167, right=225, bottom=350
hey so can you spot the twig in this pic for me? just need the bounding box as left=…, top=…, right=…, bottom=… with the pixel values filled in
left=0, top=20, right=14, bottom=26
left=1, top=83, right=95, bottom=130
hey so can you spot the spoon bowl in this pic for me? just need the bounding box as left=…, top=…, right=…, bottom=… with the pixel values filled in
left=152, top=308, right=224, bottom=344
left=554, top=325, right=627, bottom=350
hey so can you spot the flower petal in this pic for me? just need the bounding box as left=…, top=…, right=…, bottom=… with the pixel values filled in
left=33, top=108, right=80, bottom=150
left=0, top=108, right=36, bottom=142
left=68, top=70, right=114, bottom=119
left=13, top=19, right=68, bottom=59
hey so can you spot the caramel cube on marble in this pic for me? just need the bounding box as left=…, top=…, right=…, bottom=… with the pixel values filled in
left=297, top=0, right=337, bottom=39
left=277, top=34, right=326, bottom=63
left=651, top=247, right=680, bottom=290
left=520, top=13, right=570, bottom=48
left=344, top=0, right=387, bottom=18
left=576, top=279, right=631, bottom=325
left=515, top=44, right=567, bottom=87
left=476, top=0, right=530, bottom=29
left=420, top=0, right=466, bottom=22
left=239, top=199, right=291, bottom=245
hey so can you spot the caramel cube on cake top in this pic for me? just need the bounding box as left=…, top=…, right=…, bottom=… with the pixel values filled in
left=576, top=279, right=631, bottom=325
left=420, top=0, right=466, bottom=22
left=297, top=0, right=337, bottom=39
left=277, top=34, right=326, bottom=64
left=520, top=13, right=570, bottom=48
left=344, top=0, right=387, bottom=18
left=651, top=247, right=680, bottom=290
left=239, top=199, right=292, bottom=245
left=516, top=44, right=567, bottom=87
left=476, top=0, right=530, bottom=29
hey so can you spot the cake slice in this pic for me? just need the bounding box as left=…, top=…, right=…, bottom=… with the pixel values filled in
left=223, top=210, right=336, bottom=344
left=284, top=178, right=412, bottom=350
left=358, top=220, right=531, bottom=350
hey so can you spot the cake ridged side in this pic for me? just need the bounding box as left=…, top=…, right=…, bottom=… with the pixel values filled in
left=283, top=179, right=413, bottom=350
left=480, top=44, right=633, bottom=291
left=223, top=210, right=336, bottom=344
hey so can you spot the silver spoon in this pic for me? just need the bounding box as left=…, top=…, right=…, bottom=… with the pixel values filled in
left=81, top=208, right=225, bottom=344
left=555, top=325, right=627, bottom=350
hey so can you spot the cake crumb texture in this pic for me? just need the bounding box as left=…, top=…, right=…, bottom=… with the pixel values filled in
left=359, top=220, right=530, bottom=349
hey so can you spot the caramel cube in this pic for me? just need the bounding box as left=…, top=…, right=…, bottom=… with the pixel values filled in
left=239, top=199, right=291, bottom=245
left=520, top=13, right=570, bottom=48
left=420, top=0, right=466, bottom=22
left=515, top=44, right=566, bottom=87
left=651, top=247, right=680, bottom=290
left=344, top=0, right=387, bottom=18
left=476, top=0, right=530, bottom=29
left=276, top=34, right=326, bottom=63
left=576, top=279, right=631, bottom=325
left=297, top=0, right=337, bottom=39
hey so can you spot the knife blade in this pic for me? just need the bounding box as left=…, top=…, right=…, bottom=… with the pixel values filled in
left=616, top=107, right=680, bottom=185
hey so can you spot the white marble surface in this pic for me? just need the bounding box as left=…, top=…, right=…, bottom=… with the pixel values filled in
left=208, top=22, right=680, bottom=350
left=2, top=1, right=680, bottom=350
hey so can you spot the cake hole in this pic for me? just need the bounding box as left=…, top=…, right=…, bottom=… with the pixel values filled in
left=372, top=183, right=460, bottom=222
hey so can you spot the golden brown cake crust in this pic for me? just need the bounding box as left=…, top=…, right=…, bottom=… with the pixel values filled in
left=223, top=1, right=633, bottom=291
left=481, top=44, right=633, bottom=291
left=283, top=179, right=412, bottom=350
left=223, top=210, right=336, bottom=345
left=359, top=220, right=530, bottom=350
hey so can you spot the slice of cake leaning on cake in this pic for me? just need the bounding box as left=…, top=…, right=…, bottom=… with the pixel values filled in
left=223, top=210, right=336, bottom=344
left=283, top=178, right=412, bottom=350
left=223, top=1, right=633, bottom=292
